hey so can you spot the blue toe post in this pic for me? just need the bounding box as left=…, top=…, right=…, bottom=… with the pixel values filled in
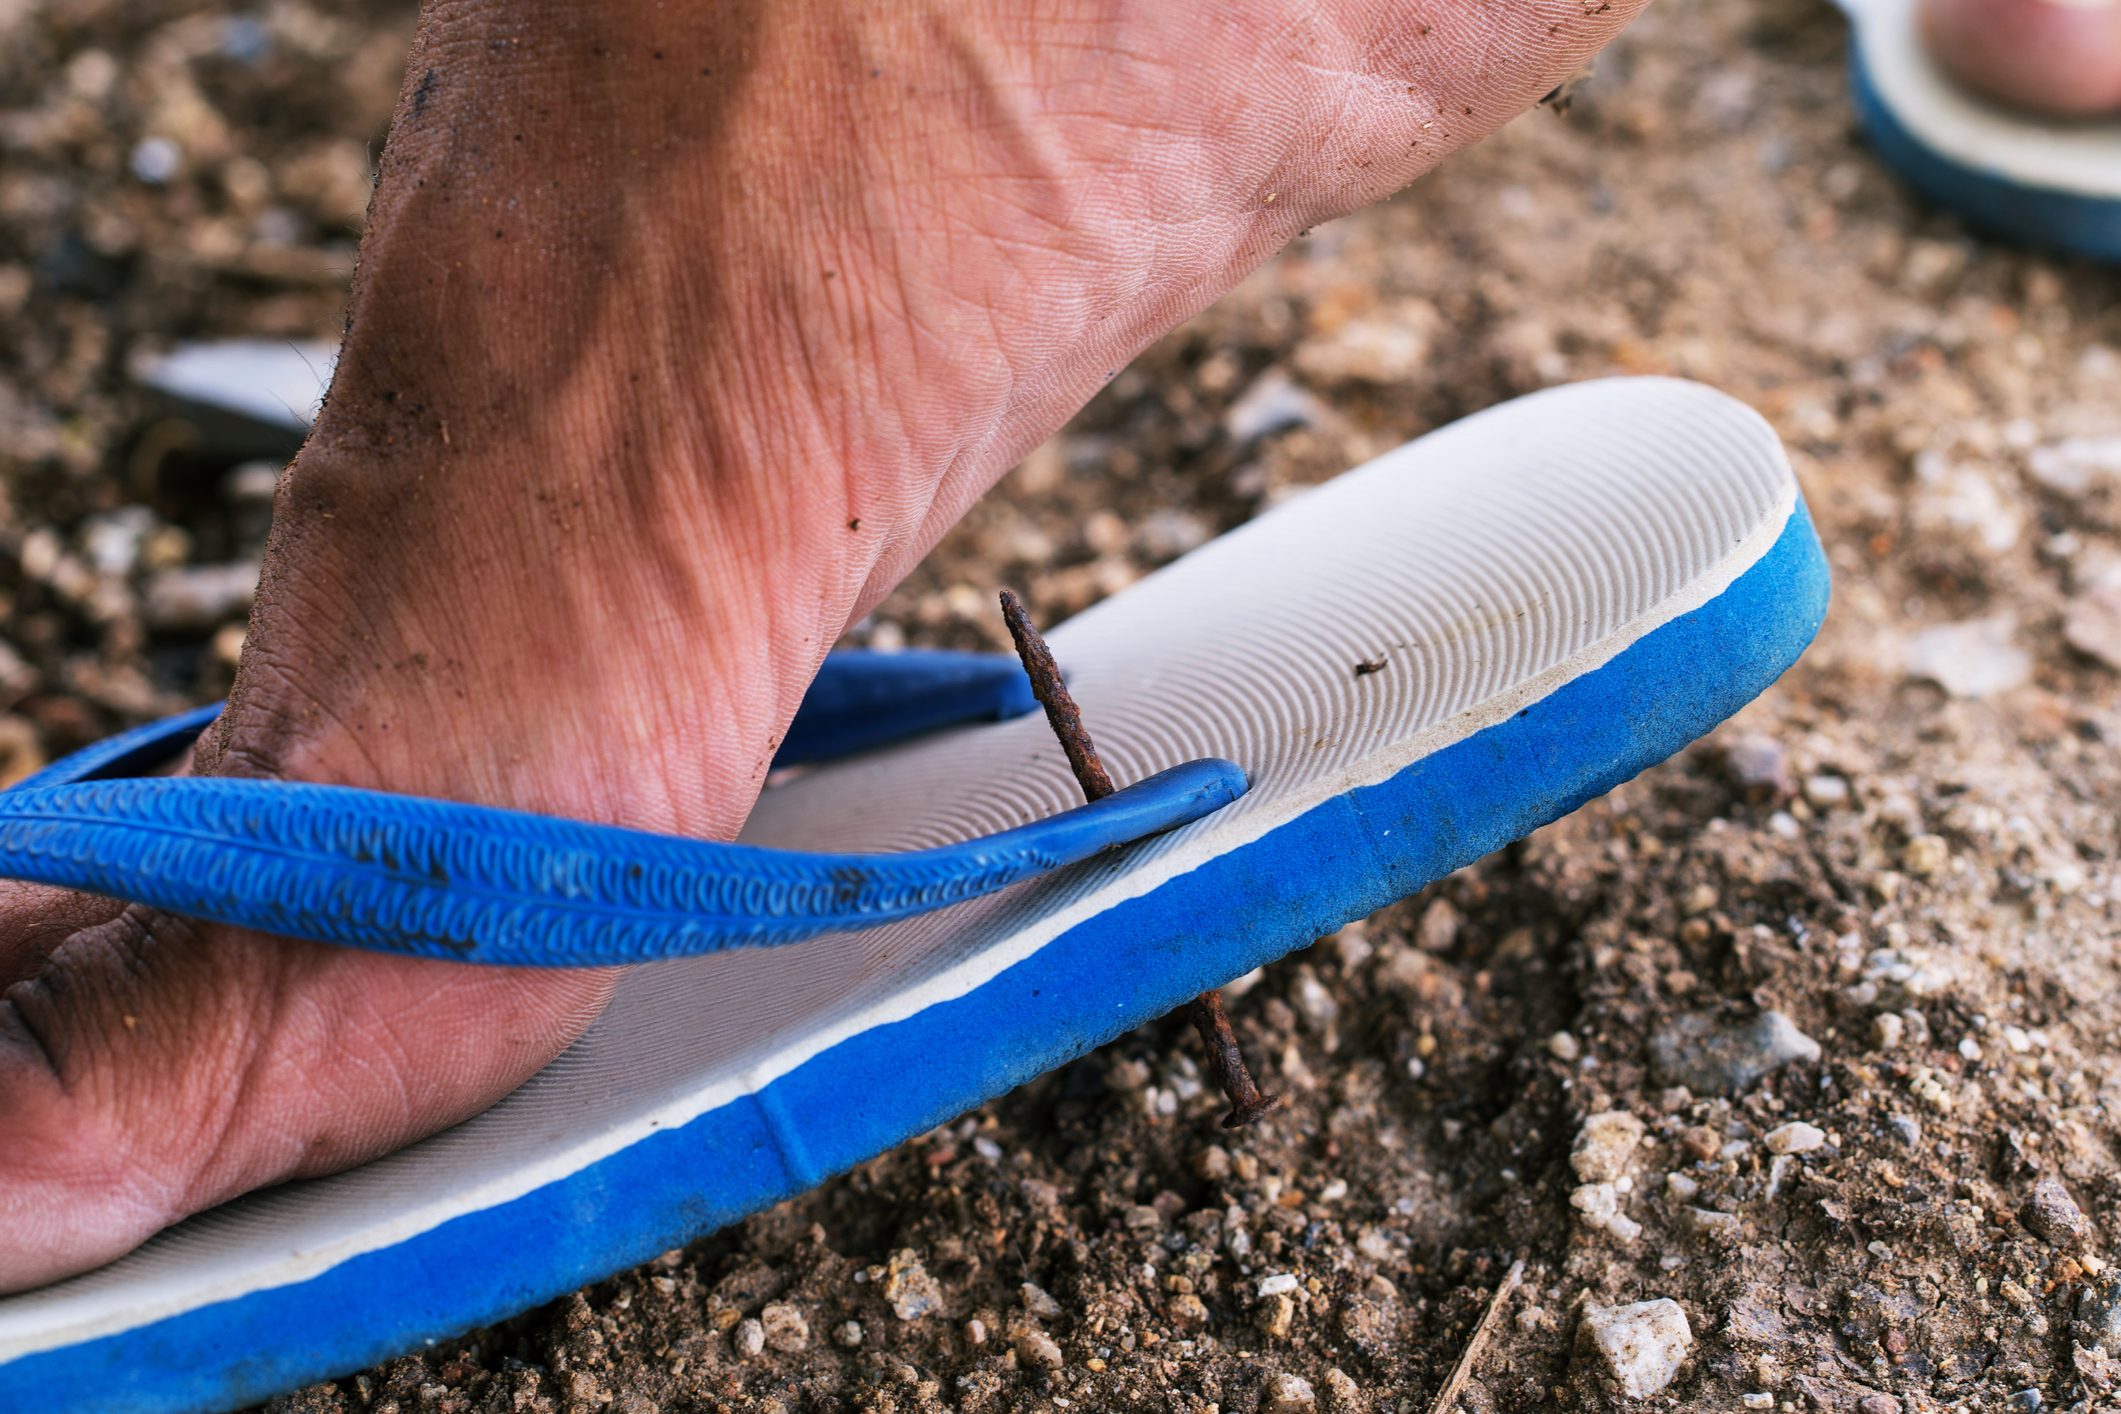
left=0, top=658, right=1245, bottom=967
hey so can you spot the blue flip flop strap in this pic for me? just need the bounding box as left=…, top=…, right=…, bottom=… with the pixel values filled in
left=774, top=649, right=1040, bottom=766
left=9, top=650, right=1040, bottom=795
left=0, top=711, right=1245, bottom=968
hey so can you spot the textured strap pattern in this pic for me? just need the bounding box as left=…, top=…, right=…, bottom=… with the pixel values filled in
left=0, top=706, right=1243, bottom=966
left=0, top=762, right=1243, bottom=965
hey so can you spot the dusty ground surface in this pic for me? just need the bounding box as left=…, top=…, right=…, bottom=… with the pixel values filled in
left=6, top=0, right=2121, bottom=1410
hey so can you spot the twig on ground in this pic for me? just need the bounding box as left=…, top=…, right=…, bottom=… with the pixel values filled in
left=1426, top=1257, right=1526, bottom=1414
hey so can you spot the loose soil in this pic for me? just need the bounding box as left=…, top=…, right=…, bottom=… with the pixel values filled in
left=4, top=1, right=2121, bottom=1410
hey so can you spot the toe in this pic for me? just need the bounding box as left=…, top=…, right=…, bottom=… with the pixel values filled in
left=1920, top=0, right=2121, bottom=116
left=0, top=909, right=611, bottom=1291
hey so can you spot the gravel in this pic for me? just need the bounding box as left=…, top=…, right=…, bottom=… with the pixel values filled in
left=6, top=3, right=2120, bottom=1412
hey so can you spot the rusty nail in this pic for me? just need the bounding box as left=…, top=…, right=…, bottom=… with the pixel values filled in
left=998, top=589, right=1279, bottom=1130
left=999, top=588, right=1116, bottom=802
left=1189, top=988, right=1283, bottom=1129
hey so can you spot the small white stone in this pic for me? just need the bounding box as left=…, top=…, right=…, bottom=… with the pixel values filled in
left=1666, top=1173, right=1700, bottom=1202
left=1547, top=1030, right=1583, bottom=1062
left=1959, top=1036, right=1983, bottom=1062
left=2029, top=436, right=2121, bottom=497
left=1571, top=1182, right=1620, bottom=1224
left=1763, top=1121, right=1826, bottom=1155
left=1871, top=1013, right=1905, bottom=1050
left=733, top=1318, right=765, bottom=1359
left=129, top=135, right=182, bottom=184
left=759, top=1303, right=808, bottom=1353
left=1904, top=614, right=2031, bottom=699
left=1257, top=1273, right=1300, bottom=1297
left=1802, top=774, right=1850, bottom=808
left=1572, top=1111, right=1646, bottom=1183
left=1576, top=1299, right=1693, bottom=1399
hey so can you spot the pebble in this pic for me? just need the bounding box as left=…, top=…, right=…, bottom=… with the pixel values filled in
left=1547, top=1030, right=1582, bottom=1062
left=1571, top=1182, right=1642, bottom=1242
left=1871, top=1013, right=1906, bottom=1050
left=0, top=640, right=32, bottom=709
left=2066, top=573, right=2121, bottom=671
left=1903, top=614, right=2031, bottom=698
left=1257, top=1293, right=1296, bottom=1338
left=1134, top=509, right=1212, bottom=562
left=1902, top=834, right=1950, bottom=878
left=142, top=562, right=260, bottom=632
left=759, top=1302, right=808, bottom=1353
left=834, top=1321, right=863, bottom=1348
left=1650, top=1010, right=1822, bottom=1096
left=1575, top=1299, right=1693, bottom=1399
left=1910, top=455, right=2022, bottom=555
left=884, top=1251, right=943, bottom=1321
left=1260, top=1371, right=1318, bottom=1413
left=963, top=1318, right=988, bottom=1346
left=1223, top=367, right=1330, bottom=445
left=1572, top=1110, right=1646, bottom=1182
left=81, top=507, right=155, bottom=576
left=1292, top=305, right=1435, bottom=385
left=1721, top=732, right=1790, bottom=795
left=2078, top=1277, right=2121, bottom=1349
left=1763, top=1121, right=1826, bottom=1155
left=1320, top=1367, right=1360, bottom=1410
left=1415, top=896, right=1461, bottom=952
left=1681, top=1206, right=1743, bottom=1240
left=1020, top=1282, right=1062, bottom=1319
left=1666, top=1172, right=1700, bottom=1201
left=1859, top=1395, right=1902, bottom=1414
left=2027, top=435, right=2121, bottom=497
left=1015, top=1330, right=1064, bottom=1371
left=129, top=135, right=182, bottom=184
left=1803, top=773, right=1850, bottom=808
left=1168, top=1293, right=1209, bottom=1327
left=2023, top=1177, right=2094, bottom=1249
left=732, top=1318, right=765, bottom=1359
left=1258, top=1272, right=1300, bottom=1297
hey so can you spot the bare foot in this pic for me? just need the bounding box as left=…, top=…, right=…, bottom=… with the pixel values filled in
left=1919, top=0, right=2121, bottom=116
left=0, top=0, right=1642, bottom=1290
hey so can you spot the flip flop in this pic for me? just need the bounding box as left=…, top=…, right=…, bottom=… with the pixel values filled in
left=131, top=339, right=337, bottom=461
left=1841, top=0, right=2121, bottom=261
left=0, top=375, right=1830, bottom=1413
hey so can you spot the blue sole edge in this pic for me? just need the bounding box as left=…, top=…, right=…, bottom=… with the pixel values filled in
left=4, top=500, right=1831, bottom=1414
left=1850, top=46, right=2121, bottom=263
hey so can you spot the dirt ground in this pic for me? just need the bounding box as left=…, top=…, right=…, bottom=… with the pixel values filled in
left=5, top=0, right=2121, bottom=1410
